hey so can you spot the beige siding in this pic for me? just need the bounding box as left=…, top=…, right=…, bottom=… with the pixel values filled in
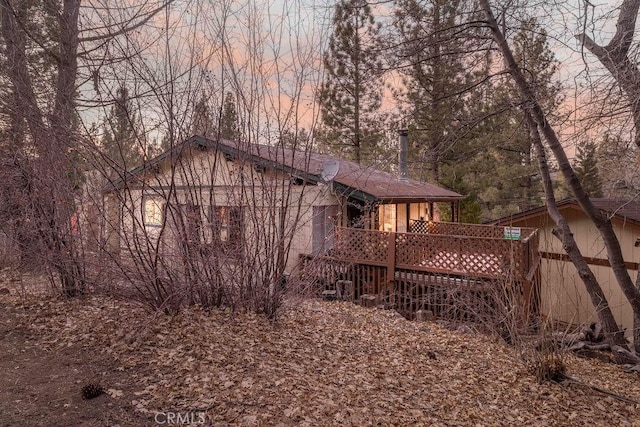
left=104, top=194, right=121, bottom=252
left=150, top=148, right=231, bottom=188
left=114, top=146, right=341, bottom=274
left=505, top=209, right=640, bottom=338
left=285, top=187, right=340, bottom=271
left=539, top=259, right=636, bottom=332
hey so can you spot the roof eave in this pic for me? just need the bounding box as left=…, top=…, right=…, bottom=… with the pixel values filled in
left=376, top=196, right=465, bottom=204
left=492, top=199, right=640, bottom=228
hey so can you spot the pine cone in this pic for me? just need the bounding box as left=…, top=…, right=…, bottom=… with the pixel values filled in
left=81, top=383, right=104, bottom=400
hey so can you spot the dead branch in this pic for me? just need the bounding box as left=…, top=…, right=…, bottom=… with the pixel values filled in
left=562, top=376, right=640, bottom=404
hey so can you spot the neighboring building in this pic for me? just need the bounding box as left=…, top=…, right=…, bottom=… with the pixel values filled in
left=103, top=135, right=464, bottom=273
left=494, top=199, right=640, bottom=336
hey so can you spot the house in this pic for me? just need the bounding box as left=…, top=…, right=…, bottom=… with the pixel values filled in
left=102, top=135, right=543, bottom=323
left=493, top=199, right=640, bottom=336
left=103, top=135, right=464, bottom=274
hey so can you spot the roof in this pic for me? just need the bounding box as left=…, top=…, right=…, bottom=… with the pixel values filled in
left=492, top=198, right=640, bottom=227
left=591, top=198, right=640, bottom=222
left=109, top=135, right=463, bottom=203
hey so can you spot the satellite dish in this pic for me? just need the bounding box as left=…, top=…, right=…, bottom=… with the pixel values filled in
left=321, top=160, right=340, bottom=182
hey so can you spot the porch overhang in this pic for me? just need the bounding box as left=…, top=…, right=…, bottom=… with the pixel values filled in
left=375, top=196, right=465, bottom=204
left=332, top=183, right=465, bottom=205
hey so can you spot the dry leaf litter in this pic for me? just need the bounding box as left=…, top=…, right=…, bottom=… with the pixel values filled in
left=1, top=283, right=639, bottom=426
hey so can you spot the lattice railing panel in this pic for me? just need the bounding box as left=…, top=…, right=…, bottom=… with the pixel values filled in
left=330, top=226, right=534, bottom=281
left=409, top=220, right=537, bottom=241
left=409, top=220, right=429, bottom=234
left=331, top=227, right=390, bottom=265
left=396, top=233, right=462, bottom=272
left=395, top=233, right=526, bottom=280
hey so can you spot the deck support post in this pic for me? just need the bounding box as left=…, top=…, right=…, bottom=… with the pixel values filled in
left=386, top=232, right=397, bottom=305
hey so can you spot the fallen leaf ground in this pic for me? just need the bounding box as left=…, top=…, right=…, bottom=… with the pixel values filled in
left=1, top=277, right=639, bottom=426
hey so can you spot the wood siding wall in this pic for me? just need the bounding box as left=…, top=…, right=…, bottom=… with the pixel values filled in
left=107, top=147, right=340, bottom=273
left=501, top=208, right=640, bottom=337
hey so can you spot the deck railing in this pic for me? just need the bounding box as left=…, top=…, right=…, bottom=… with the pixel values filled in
left=409, top=219, right=538, bottom=241
left=313, top=222, right=540, bottom=323
left=328, top=224, right=539, bottom=282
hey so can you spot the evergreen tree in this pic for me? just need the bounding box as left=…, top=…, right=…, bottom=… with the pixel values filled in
left=441, top=17, right=561, bottom=220
left=101, top=86, right=142, bottom=172
left=393, top=0, right=481, bottom=183
left=159, top=132, right=173, bottom=153
left=280, top=127, right=311, bottom=150
left=597, top=133, right=639, bottom=198
left=219, top=92, right=240, bottom=141
left=575, top=140, right=603, bottom=198
left=318, top=0, right=385, bottom=165
left=191, top=95, right=214, bottom=137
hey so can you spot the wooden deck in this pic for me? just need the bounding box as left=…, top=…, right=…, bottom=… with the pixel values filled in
left=306, top=221, right=540, bottom=325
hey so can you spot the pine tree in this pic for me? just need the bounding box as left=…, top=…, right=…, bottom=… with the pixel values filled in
left=191, top=95, right=214, bottom=137
left=441, top=17, right=561, bottom=220
left=393, top=0, right=481, bottom=183
left=101, top=86, right=142, bottom=172
left=597, top=133, right=639, bottom=197
left=219, top=92, right=240, bottom=141
left=318, top=0, right=385, bottom=165
left=575, top=140, right=603, bottom=198
left=280, top=127, right=311, bottom=150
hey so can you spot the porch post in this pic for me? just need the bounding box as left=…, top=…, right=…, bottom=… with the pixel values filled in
left=406, top=203, right=410, bottom=232
left=451, top=201, right=460, bottom=222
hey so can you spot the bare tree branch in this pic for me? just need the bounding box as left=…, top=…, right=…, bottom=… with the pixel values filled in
left=576, top=0, right=640, bottom=147
left=78, top=1, right=175, bottom=43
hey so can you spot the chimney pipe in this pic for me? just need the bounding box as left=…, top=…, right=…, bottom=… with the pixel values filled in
left=398, top=128, right=408, bottom=182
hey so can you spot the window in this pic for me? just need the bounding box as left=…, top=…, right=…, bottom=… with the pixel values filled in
left=144, top=197, right=163, bottom=226
left=209, top=206, right=243, bottom=246
left=378, top=204, right=396, bottom=232
left=181, top=203, right=202, bottom=244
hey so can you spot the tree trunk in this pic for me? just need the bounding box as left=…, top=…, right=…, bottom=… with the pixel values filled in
left=480, top=0, right=637, bottom=348
left=0, top=0, right=85, bottom=296
left=526, top=112, right=626, bottom=346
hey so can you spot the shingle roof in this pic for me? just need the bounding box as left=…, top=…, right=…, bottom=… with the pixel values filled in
left=109, top=135, right=463, bottom=203
left=590, top=198, right=640, bottom=223
left=249, top=141, right=462, bottom=202
left=492, top=198, right=640, bottom=226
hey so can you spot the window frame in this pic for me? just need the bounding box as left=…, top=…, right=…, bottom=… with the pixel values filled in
left=208, top=205, right=244, bottom=250
left=143, top=196, right=164, bottom=227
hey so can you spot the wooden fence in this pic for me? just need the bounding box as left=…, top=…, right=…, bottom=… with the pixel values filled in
left=310, top=222, right=540, bottom=324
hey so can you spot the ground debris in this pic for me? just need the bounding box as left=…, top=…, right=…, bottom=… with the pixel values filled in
left=1, top=289, right=639, bottom=425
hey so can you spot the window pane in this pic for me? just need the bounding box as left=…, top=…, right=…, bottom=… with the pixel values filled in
left=229, top=207, right=243, bottom=242
left=183, top=203, right=201, bottom=243
left=209, top=206, right=243, bottom=250
left=144, top=198, right=163, bottom=226
left=378, top=204, right=396, bottom=232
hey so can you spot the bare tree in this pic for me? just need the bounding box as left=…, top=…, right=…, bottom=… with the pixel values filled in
left=577, top=0, right=640, bottom=351
left=577, top=0, right=640, bottom=148
left=68, top=0, right=327, bottom=317
left=0, top=0, right=174, bottom=295
left=479, top=0, right=640, bottom=351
